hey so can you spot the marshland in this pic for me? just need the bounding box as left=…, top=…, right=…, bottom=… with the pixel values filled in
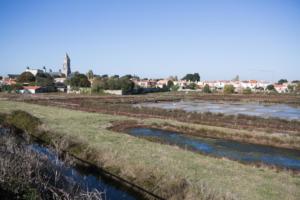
left=0, top=93, right=300, bottom=200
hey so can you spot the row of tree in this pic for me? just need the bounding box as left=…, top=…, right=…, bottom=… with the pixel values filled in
left=16, top=72, right=54, bottom=86
left=91, top=76, right=134, bottom=94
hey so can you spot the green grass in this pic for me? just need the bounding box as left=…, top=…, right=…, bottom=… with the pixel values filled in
left=0, top=100, right=300, bottom=200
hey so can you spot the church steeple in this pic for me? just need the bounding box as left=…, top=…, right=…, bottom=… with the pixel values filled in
left=63, top=53, right=71, bottom=77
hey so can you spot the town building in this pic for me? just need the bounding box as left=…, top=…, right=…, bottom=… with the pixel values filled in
left=25, top=68, right=44, bottom=76
left=274, top=83, right=288, bottom=93
left=3, top=74, right=19, bottom=85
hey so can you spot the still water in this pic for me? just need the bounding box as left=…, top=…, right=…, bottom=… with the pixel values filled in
left=135, top=101, right=300, bottom=120
left=128, top=128, right=300, bottom=170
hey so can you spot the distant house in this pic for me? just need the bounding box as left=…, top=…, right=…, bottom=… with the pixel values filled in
left=135, top=80, right=157, bottom=88
left=3, top=74, right=19, bottom=85
left=25, top=68, right=44, bottom=76
left=19, top=86, right=43, bottom=94
left=274, top=83, right=288, bottom=93
left=55, top=82, right=67, bottom=92
left=173, top=80, right=189, bottom=89
left=54, top=77, right=66, bottom=83
left=156, top=79, right=169, bottom=88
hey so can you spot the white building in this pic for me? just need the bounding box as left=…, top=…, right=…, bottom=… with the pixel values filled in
left=25, top=68, right=44, bottom=76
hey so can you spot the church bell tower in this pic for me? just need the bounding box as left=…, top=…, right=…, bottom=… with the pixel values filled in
left=63, top=53, right=71, bottom=77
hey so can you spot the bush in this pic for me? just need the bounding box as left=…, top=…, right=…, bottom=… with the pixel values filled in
left=242, top=87, right=252, bottom=94
left=266, top=84, right=275, bottom=91
left=223, top=84, right=235, bottom=94
left=171, top=84, right=180, bottom=91
left=203, top=84, right=211, bottom=93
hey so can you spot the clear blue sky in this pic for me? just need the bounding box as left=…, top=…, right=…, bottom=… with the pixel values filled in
left=0, top=0, right=299, bottom=81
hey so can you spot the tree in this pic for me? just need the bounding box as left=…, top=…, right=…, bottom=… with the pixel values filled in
left=203, top=84, right=211, bottom=93
left=36, top=72, right=54, bottom=86
left=86, top=70, right=94, bottom=80
left=224, top=84, right=235, bottom=94
left=91, top=75, right=134, bottom=94
left=266, top=84, right=275, bottom=91
left=287, top=85, right=294, bottom=93
left=92, top=77, right=108, bottom=92
left=171, top=84, right=180, bottom=91
left=243, top=87, right=252, bottom=94
left=187, top=82, right=197, bottom=90
left=295, top=83, right=300, bottom=93
left=70, top=73, right=91, bottom=88
left=182, top=73, right=200, bottom=82
left=91, top=77, right=104, bottom=93
left=120, top=77, right=134, bottom=94
left=122, top=74, right=133, bottom=79
left=278, top=79, right=288, bottom=85
left=167, top=80, right=174, bottom=89
left=107, top=77, right=120, bottom=90
left=17, top=72, right=35, bottom=83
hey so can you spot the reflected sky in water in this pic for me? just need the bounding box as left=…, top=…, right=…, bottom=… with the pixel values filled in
left=129, top=128, right=300, bottom=170
left=135, top=101, right=300, bottom=120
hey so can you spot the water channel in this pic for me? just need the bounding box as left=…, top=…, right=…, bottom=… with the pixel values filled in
left=0, top=127, right=141, bottom=200
left=128, top=128, right=300, bottom=170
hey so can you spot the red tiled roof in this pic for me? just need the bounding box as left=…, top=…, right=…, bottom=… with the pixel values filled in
left=23, top=86, right=42, bottom=90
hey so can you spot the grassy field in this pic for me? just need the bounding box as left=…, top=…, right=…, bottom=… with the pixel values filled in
left=0, top=100, right=300, bottom=200
left=18, top=93, right=300, bottom=147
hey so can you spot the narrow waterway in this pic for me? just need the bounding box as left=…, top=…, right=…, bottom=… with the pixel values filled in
left=29, top=144, right=139, bottom=200
left=135, top=101, right=300, bottom=120
left=0, top=127, right=141, bottom=200
left=128, top=128, right=300, bottom=170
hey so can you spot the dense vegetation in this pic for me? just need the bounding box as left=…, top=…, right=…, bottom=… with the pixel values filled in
left=16, top=72, right=54, bottom=87
left=92, top=76, right=135, bottom=94
left=68, top=72, right=91, bottom=88
left=181, top=73, right=200, bottom=82
left=223, top=84, right=235, bottom=94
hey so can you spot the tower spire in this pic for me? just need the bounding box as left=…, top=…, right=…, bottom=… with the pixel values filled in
left=62, top=53, right=71, bottom=77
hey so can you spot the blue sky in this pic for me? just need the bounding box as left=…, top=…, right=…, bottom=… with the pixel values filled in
left=0, top=0, right=299, bottom=81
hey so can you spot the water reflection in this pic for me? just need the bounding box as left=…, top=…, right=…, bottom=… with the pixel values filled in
left=135, top=101, right=300, bottom=120
left=128, top=128, right=300, bottom=170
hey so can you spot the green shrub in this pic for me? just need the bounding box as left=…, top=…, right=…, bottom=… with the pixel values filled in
left=242, top=87, right=252, bottom=94
left=223, top=84, right=235, bottom=94
left=6, top=110, right=40, bottom=134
